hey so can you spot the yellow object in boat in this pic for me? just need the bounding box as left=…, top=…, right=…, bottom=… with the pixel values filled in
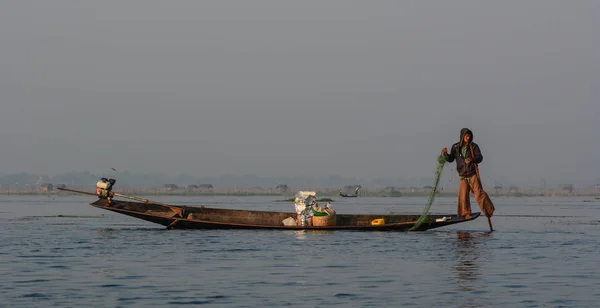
left=371, top=218, right=385, bottom=226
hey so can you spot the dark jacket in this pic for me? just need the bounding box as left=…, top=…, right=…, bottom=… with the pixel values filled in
left=444, top=128, right=482, bottom=178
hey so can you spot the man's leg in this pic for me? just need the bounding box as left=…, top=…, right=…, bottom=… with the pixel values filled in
left=458, top=178, right=472, bottom=218
left=469, top=176, right=495, bottom=217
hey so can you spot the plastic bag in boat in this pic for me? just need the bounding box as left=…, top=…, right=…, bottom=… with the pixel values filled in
left=282, top=217, right=297, bottom=226
left=294, top=191, right=316, bottom=226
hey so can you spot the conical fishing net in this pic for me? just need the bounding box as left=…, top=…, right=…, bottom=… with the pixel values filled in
left=408, top=154, right=446, bottom=231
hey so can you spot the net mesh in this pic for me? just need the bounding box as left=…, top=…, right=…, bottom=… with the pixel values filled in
left=408, top=154, right=446, bottom=231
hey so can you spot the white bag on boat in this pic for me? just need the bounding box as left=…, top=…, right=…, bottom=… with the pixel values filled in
left=282, top=217, right=297, bottom=226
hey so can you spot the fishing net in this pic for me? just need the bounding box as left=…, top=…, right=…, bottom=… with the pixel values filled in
left=408, top=154, right=446, bottom=231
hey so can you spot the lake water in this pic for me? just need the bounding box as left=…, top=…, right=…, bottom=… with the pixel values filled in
left=2, top=194, right=600, bottom=307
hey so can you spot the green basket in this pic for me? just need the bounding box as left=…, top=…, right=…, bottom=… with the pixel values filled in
left=312, top=209, right=329, bottom=216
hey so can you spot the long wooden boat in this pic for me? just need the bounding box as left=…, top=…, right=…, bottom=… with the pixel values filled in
left=58, top=187, right=480, bottom=231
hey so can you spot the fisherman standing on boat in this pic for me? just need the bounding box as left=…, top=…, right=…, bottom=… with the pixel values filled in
left=442, top=128, right=495, bottom=220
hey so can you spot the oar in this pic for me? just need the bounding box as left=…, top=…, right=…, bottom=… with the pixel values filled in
left=57, top=187, right=184, bottom=217
left=470, top=145, right=494, bottom=232
left=474, top=167, right=493, bottom=233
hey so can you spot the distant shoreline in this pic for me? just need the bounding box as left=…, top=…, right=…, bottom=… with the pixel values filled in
left=2, top=190, right=599, bottom=198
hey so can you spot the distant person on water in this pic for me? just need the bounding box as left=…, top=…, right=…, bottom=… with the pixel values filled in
left=442, top=128, right=495, bottom=220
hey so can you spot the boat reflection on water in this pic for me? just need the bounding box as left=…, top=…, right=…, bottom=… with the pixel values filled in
left=453, top=231, right=493, bottom=293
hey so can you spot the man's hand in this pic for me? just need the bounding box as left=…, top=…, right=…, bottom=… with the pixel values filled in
left=442, top=147, right=448, bottom=155
left=465, top=158, right=471, bottom=164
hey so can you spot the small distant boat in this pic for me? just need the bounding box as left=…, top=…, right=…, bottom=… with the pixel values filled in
left=339, top=185, right=361, bottom=197
left=58, top=183, right=479, bottom=231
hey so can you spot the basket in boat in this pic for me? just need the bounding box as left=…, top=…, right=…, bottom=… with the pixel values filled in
left=312, top=213, right=336, bottom=227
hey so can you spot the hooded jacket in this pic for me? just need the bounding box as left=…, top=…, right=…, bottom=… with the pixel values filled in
left=444, top=128, right=482, bottom=178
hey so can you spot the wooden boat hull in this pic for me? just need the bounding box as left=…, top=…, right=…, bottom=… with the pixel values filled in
left=90, top=199, right=480, bottom=231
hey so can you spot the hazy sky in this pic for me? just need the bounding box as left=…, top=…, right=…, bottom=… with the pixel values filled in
left=1, top=1, right=598, bottom=185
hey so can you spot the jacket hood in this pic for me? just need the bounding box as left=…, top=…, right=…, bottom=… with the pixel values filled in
left=460, top=128, right=473, bottom=146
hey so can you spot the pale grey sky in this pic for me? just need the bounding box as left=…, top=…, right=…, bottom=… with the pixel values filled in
left=1, top=1, right=598, bottom=186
